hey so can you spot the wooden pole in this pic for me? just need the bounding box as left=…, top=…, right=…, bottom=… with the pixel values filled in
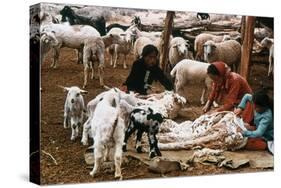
left=159, top=11, right=175, bottom=71
left=240, top=16, right=246, bottom=44
left=240, top=16, right=256, bottom=79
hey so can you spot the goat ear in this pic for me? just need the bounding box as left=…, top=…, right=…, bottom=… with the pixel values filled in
left=58, top=85, right=70, bottom=92
left=148, top=107, right=153, bottom=113
left=113, top=87, right=118, bottom=92
left=80, top=89, right=88, bottom=94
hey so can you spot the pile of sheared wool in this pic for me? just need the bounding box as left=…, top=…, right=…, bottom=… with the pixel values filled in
left=158, top=111, right=247, bottom=151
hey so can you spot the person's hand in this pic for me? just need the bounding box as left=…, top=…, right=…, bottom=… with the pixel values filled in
left=120, top=85, right=128, bottom=93
left=202, top=100, right=211, bottom=113
left=244, top=123, right=256, bottom=131
left=146, top=88, right=153, bottom=95
left=234, top=107, right=243, bottom=116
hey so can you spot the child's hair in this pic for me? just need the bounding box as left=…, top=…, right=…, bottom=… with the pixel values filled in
left=207, top=64, right=220, bottom=76
left=141, top=44, right=158, bottom=57
left=253, top=90, right=271, bottom=108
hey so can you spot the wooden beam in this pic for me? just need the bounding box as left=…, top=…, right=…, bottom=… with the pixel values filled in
left=240, top=16, right=256, bottom=79
left=159, top=11, right=175, bottom=71
left=240, top=16, right=246, bottom=44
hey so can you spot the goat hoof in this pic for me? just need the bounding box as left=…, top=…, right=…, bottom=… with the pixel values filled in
left=89, top=171, right=95, bottom=177
left=122, top=145, right=127, bottom=152
left=157, top=151, right=162, bottom=156
left=83, top=85, right=87, bottom=89
left=81, top=139, right=88, bottom=146
left=149, top=152, right=156, bottom=159
left=136, top=146, right=143, bottom=153
left=115, top=174, right=123, bottom=180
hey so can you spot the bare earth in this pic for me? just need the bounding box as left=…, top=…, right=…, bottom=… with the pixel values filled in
left=40, top=48, right=273, bottom=185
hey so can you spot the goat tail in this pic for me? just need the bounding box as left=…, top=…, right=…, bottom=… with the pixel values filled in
left=170, top=64, right=178, bottom=78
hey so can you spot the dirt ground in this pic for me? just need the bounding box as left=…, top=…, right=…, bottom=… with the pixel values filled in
left=40, top=48, right=273, bottom=185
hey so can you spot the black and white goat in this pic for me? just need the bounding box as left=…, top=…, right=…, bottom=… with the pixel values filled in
left=122, top=103, right=165, bottom=158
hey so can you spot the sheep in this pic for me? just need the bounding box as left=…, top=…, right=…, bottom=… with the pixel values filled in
left=81, top=88, right=138, bottom=146
left=170, top=59, right=214, bottom=105
left=40, top=31, right=59, bottom=64
left=259, top=37, right=274, bottom=76
left=82, top=33, right=123, bottom=88
left=59, top=6, right=106, bottom=36
left=41, top=23, right=100, bottom=68
left=133, top=37, right=154, bottom=59
left=135, top=91, right=186, bottom=119
left=168, top=37, right=192, bottom=67
left=61, top=86, right=87, bottom=141
left=107, top=27, right=135, bottom=69
left=194, top=33, right=231, bottom=61
left=203, top=40, right=241, bottom=72
left=121, top=102, right=165, bottom=158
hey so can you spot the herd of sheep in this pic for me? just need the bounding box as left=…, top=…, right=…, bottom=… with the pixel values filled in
left=30, top=4, right=274, bottom=180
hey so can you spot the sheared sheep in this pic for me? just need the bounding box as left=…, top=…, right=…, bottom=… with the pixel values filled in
left=170, top=59, right=214, bottom=105
left=82, top=34, right=123, bottom=88
left=41, top=23, right=100, bottom=68
left=107, top=27, right=135, bottom=69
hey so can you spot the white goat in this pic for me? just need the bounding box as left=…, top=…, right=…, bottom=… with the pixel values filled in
left=41, top=23, right=100, bottom=68
left=107, top=27, right=135, bottom=69
left=87, top=88, right=137, bottom=179
left=170, top=59, right=213, bottom=105
left=260, top=37, right=274, bottom=76
left=61, top=86, right=87, bottom=141
left=203, top=40, right=241, bottom=72
left=81, top=88, right=138, bottom=146
left=82, top=34, right=123, bottom=88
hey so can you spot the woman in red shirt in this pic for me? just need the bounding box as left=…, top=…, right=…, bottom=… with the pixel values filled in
left=202, top=61, right=254, bottom=124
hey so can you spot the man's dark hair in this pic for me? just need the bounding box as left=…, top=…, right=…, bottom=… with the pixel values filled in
left=142, top=44, right=158, bottom=57
left=207, top=64, right=220, bottom=76
left=253, top=90, right=270, bottom=108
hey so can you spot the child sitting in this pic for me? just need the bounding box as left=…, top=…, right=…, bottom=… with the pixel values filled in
left=234, top=90, right=273, bottom=153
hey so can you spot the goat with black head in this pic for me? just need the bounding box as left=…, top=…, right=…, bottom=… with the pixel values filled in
left=60, top=6, right=106, bottom=36
left=197, top=13, right=210, bottom=20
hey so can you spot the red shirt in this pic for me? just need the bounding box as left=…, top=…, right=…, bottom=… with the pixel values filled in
left=209, top=72, right=252, bottom=111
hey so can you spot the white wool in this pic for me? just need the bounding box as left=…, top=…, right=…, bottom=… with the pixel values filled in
left=157, top=111, right=247, bottom=151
